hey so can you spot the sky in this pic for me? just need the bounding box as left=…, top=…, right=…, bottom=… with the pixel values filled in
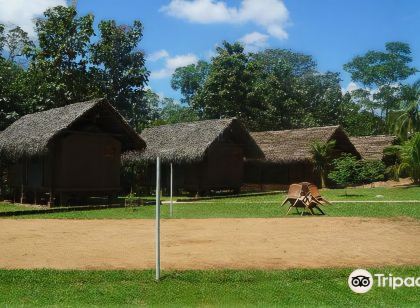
left=0, top=0, right=419, bottom=100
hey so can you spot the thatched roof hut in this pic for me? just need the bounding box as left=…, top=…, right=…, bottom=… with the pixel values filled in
left=250, top=125, right=359, bottom=163
left=125, top=118, right=264, bottom=194
left=125, top=118, right=263, bottom=163
left=349, top=135, right=396, bottom=160
left=0, top=98, right=145, bottom=162
left=244, top=126, right=360, bottom=189
left=0, top=99, right=145, bottom=205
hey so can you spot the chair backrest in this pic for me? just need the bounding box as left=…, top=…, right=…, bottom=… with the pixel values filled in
left=309, top=184, right=321, bottom=198
left=288, top=184, right=302, bottom=198
left=300, top=182, right=311, bottom=194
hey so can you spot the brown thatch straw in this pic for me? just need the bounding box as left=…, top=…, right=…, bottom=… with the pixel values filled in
left=350, top=135, right=396, bottom=160
left=251, top=125, right=359, bottom=163
left=124, top=118, right=264, bottom=164
left=0, top=98, right=145, bottom=161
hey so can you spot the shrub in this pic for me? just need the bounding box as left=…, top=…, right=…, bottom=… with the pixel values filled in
left=328, top=154, right=386, bottom=187
left=358, top=160, right=386, bottom=183
left=399, top=132, right=420, bottom=184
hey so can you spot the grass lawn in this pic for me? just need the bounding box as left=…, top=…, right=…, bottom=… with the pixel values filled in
left=12, top=186, right=420, bottom=219
left=0, top=203, right=39, bottom=212
left=0, top=267, right=418, bottom=307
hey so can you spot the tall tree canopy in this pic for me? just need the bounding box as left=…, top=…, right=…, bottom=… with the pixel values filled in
left=24, top=6, right=95, bottom=111
left=0, top=5, right=151, bottom=132
left=90, top=20, right=149, bottom=128
left=171, top=60, right=210, bottom=106
left=344, top=42, right=418, bottom=119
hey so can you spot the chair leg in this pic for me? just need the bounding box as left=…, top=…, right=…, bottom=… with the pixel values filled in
left=315, top=205, right=325, bottom=215
left=286, top=205, right=293, bottom=215
left=308, top=207, right=315, bottom=215
left=281, top=198, right=289, bottom=207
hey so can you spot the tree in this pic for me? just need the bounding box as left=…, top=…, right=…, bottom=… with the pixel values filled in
left=171, top=60, right=210, bottom=106
left=193, top=41, right=252, bottom=121
left=339, top=92, right=385, bottom=136
left=159, top=98, right=199, bottom=125
left=344, top=42, right=417, bottom=119
left=309, top=140, right=336, bottom=188
left=0, top=24, right=5, bottom=54
left=390, top=80, right=420, bottom=140
left=90, top=20, right=149, bottom=128
left=328, top=154, right=360, bottom=192
left=399, top=133, right=420, bottom=184
left=24, top=6, right=95, bottom=111
left=5, top=26, right=34, bottom=62
left=0, top=59, right=27, bottom=130
left=0, top=24, right=28, bottom=130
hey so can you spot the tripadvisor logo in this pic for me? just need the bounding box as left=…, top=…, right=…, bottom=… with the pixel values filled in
left=348, top=269, right=420, bottom=293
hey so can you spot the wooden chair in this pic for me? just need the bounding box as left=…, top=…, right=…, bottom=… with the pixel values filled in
left=308, top=184, right=332, bottom=206
left=281, top=184, right=303, bottom=207
left=286, top=192, right=314, bottom=216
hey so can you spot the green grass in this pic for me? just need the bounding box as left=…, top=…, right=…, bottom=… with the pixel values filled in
left=0, top=267, right=418, bottom=307
left=12, top=186, right=420, bottom=219
left=0, top=203, right=39, bottom=212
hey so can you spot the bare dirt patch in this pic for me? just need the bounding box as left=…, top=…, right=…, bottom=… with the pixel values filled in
left=0, top=217, right=419, bottom=270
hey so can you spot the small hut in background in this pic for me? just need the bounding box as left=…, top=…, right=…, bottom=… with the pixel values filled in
left=244, top=126, right=360, bottom=190
left=349, top=135, right=396, bottom=161
left=0, top=99, right=145, bottom=205
left=124, top=118, right=264, bottom=195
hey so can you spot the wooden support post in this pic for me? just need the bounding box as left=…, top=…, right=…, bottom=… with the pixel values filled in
left=48, top=189, right=54, bottom=208
left=20, top=184, right=24, bottom=204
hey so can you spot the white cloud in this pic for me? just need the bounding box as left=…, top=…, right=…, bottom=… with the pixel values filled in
left=345, top=82, right=359, bottom=93
left=342, top=82, right=359, bottom=94
left=240, top=31, right=269, bottom=52
left=151, top=53, right=198, bottom=79
left=147, top=49, right=170, bottom=62
left=161, top=0, right=290, bottom=40
left=0, top=0, right=67, bottom=37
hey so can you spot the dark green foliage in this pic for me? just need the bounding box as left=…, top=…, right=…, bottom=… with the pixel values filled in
left=328, top=154, right=385, bottom=187
left=344, top=42, right=418, bottom=121
left=344, top=42, right=417, bottom=87
left=358, top=160, right=387, bottom=183
left=90, top=20, right=150, bottom=129
left=24, top=6, right=95, bottom=111
left=171, top=60, right=210, bottom=106
left=0, top=6, right=151, bottom=132
left=309, top=140, right=336, bottom=188
left=170, top=43, right=389, bottom=134
left=399, top=133, right=420, bottom=183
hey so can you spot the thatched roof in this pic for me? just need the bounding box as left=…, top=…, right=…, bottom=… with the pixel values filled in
left=0, top=99, right=145, bottom=161
left=350, top=135, right=396, bottom=160
left=250, top=125, right=359, bottom=163
left=124, top=118, right=264, bottom=164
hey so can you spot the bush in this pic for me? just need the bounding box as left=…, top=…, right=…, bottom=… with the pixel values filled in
left=328, top=154, right=386, bottom=187
left=399, top=132, right=420, bottom=184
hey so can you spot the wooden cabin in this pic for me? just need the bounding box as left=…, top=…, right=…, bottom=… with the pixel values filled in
left=349, top=135, right=396, bottom=161
left=123, top=118, right=264, bottom=195
left=0, top=99, right=145, bottom=205
left=244, top=126, right=360, bottom=190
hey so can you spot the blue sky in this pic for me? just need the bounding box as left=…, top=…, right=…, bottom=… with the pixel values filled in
left=1, top=0, right=419, bottom=100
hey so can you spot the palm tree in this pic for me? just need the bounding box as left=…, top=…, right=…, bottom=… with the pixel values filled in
left=391, top=81, right=420, bottom=140
left=310, top=140, right=336, bottom=188
left=399, top=133, right=420, bottom=184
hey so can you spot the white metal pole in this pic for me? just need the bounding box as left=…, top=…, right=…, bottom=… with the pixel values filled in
left=155, top=157, right=161, bottom=281
left=170, top=163, right=173, bottom=217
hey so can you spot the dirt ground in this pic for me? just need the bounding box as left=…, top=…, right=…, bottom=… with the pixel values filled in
left=0, top=217, right=419, bottom=270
